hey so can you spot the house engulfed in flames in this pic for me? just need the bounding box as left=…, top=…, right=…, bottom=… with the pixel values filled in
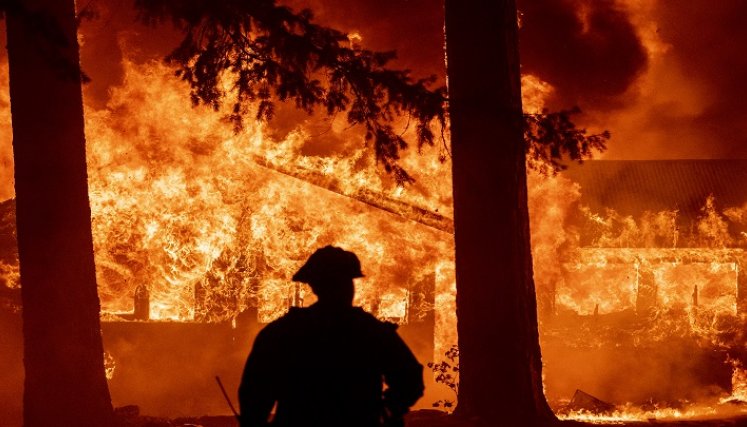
left=5, top=159, right=747, bottom=416
left=3, top=57, right=747, bottom=419
left=556, top=159, right=747, bottom=321
left=539, top=159, right=747, bottom=419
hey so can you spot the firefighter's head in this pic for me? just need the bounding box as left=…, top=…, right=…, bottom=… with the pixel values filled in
left=292, top=246, right=364, bottom=306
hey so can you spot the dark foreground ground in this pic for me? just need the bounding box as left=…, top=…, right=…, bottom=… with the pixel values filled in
left=114, top=409, right=747, bottom=427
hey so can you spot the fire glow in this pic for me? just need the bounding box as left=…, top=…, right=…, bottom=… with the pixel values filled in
left=3, top=39, right=747, bottom=426
left=82, top=59, right=455, bottom=327
left=84, top=62, right=747, bottom=420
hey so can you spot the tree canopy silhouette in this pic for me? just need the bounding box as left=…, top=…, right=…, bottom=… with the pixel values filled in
left=525, top=107, right=609, bottom=175
left=134, top=0, right=447, bottom=184
left=133, top=0, right=608, bottom=184
left=3, top=0, right=609, bottom=184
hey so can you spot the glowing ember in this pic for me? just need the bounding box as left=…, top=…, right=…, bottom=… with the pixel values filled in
left=104, top=352, right=116, bottom=380
left=721, top=358, right=747, bottom=404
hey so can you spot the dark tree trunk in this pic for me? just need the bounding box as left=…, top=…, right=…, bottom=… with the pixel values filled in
left=444, top=1, right=556, bottom=426
left=5, top=0, right=114, bottom=425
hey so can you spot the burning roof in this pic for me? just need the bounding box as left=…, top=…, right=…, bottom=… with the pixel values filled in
left=560, top=160, right=747, bottom=249
left=563, top=160, right=747, bottom=220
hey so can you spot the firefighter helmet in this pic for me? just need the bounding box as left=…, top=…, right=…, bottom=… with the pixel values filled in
left=292, top=246, right=364, bottom=283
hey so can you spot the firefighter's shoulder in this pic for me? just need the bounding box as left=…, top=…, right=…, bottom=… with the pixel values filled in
left=350, top=307, right=399, bottom=332
left=257, top=307, right=309, bottom=336
left=271, top=306, right=312, bottom=325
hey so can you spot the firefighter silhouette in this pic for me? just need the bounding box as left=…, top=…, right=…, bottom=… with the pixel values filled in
left=239, top=246, right=424, bottom=427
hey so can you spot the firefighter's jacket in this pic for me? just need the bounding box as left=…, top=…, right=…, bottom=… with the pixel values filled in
left=238, top=304, right=424, bottom=427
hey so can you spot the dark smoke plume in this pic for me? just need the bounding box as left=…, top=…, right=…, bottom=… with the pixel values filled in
left=518, top=0, right=648, bottom=111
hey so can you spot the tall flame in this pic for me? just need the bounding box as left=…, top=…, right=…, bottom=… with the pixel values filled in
left=84, top=59, right=455, bottom=325
left=5, top=40, right=747, bottom=420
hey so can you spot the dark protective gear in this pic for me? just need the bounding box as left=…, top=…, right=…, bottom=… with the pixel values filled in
left=291, top=245, right=364, bottom=284
left=238, top=304, right=424, bottom=427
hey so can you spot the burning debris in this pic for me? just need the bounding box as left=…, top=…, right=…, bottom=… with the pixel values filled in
left=252, top=156, right=454, bottom=234
left=565, top=389, right=616, bottom=415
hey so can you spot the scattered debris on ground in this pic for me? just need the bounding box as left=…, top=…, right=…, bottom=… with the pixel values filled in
left=565, top=389, right=616, bottom=415
left=112, top=407, right=747, bottom=427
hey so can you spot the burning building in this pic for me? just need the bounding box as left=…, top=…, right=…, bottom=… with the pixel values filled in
left=538, top=160, right=747, bottom=420
left=0, top=56, right=459, bottom=418
left=4, top=0, right=747, bottom=423
left=556, top=159, right=747, bottom=319
left=3, top=60, right=747, bottom=421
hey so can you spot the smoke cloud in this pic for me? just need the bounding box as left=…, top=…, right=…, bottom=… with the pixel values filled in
left=518, top=0, right=648, bottom=110
left=529, top=0, right=747, bottom=160
left=617, top=0, right=747, bottom=159
left=281, top=0, right=445, bottom=81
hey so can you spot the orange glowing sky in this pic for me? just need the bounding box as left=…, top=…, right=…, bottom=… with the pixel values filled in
left=2, top=0, right=747, bottom=200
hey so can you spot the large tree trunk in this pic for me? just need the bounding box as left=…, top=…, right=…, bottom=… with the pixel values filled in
left=444, top=1, right=556, bottom=426
left=5, top=1, right=114, bottom=425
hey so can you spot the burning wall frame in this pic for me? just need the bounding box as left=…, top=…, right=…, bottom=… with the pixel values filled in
left=557, top=248, right=746, bottom=318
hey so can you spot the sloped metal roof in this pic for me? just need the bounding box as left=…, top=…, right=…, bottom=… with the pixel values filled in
left=561, top=160, right=747, bottom=218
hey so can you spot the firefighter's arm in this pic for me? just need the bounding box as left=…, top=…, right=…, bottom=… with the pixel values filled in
left=381, top=323, right=425, bottom=418
left=238, top=329, right=278, bottom=427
